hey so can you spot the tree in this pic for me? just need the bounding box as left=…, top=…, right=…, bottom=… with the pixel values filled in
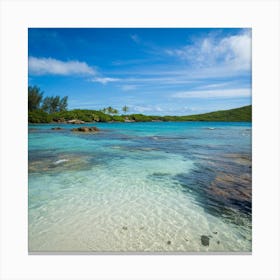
left=28, top=86, right=43, bottom=111
left=50, top=96, right=60, bottom=114
left=41, top=97, right=52, bottom=113
left=42, top=95, right=68, bottom=114
left=112, top=108, right=119, bottom=115
left=122, top=105, right=129, bottom=114
left=59, top=96, right=68, bottom=112
left=103, top=106, right=118, bottom=115
left=107, top=106, right=114, bottom=115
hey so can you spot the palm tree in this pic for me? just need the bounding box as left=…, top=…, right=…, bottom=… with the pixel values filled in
left=28, top=85, right=43, bottom=111
left=107, top=106, right=113, bottom=115
left=112, top=108, right=119, bottom=115
left=122, top=105, right=129, bottom=114
left=101, top=106, right=118, bottom=115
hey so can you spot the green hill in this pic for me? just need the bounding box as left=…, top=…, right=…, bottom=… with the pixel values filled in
left=171, top=105, right=252, bottom=122
left=28, top=105, right=252, bottom=123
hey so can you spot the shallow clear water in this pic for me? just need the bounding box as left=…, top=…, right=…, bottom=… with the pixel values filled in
left=28, top=122, right=252, bottom=252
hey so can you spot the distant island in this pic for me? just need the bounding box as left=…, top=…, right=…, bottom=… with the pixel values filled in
left=28, top=86, right=252, bottom=123
left=28, top=105, right=252, bottom=123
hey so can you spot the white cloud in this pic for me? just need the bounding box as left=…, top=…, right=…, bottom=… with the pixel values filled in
left=29, top=56, right=120, bottom=85
left=217, top=31, right=251, bottom=70
left=125, top=76, right=195, bottom=85
left=166, top=30, right=251, bottom=71
left=90, top=77, right=120, bottom=85
left=28, top=57, right=96, bottom=75
left=198, top=82, right=232, bottom=89
left=172, top=88, right=251, bottom=99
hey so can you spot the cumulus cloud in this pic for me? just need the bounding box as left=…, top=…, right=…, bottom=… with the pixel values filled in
left=28, top=57, right=96, bottom=75
left=172, top=88, right=251, bottom=99
left=29, top=56, right=119, bottom=85
left=166, top=29, right=251, bottom=71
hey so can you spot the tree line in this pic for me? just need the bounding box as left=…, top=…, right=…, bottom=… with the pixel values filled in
left=28, top=86, right=68, bottom=113
left=28, top=85, right=252, bottom=123
left=28, top=85, right=131, bottom=123
left=28, top=86, right=130, bottom=115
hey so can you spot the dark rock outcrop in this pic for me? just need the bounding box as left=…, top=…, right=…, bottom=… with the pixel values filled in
left=201, top=235, right=210, bottom=246
left=71, top=126, right=100, bottom=133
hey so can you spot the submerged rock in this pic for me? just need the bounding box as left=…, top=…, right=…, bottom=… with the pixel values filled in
left=233, top=216, right=245, bottom=226
left=201, top=235, right=210, bottom=246
left=51, top=127, right=63, bottom=130
left=28, top=152, right=94, bottom=173
left=71, top=126, right=100, bottom=133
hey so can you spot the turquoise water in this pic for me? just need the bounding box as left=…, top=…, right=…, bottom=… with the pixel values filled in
left=28, top=122, right=252, bottom=252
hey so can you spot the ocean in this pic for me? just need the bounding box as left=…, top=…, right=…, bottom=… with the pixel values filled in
left=28, top=121, right=252, bottom=252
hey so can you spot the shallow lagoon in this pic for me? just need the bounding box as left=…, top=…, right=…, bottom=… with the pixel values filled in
left=28, top=122, right=252, bottom=252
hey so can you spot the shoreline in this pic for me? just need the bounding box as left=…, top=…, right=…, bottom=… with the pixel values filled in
left=28, top=120, right=253, bottom=125
left=28, top=105, right=252, bottom=123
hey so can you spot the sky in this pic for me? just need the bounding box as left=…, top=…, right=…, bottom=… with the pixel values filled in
left=28, top=28, right=251, bottom=115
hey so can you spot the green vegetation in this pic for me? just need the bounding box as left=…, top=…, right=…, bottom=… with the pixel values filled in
left=160, top=105, right=252, bottom=122
left=28, top=85, right=251, bottom=123
left=42, top=96, right=68, bottom=114
left=122, top=105, right=129, bottom=114
left=101, top=106, right=119, bottom=115
left=28, top=86, right=44, bottom=111
left=28, top=105, right=252, bottom=123
left=28, top=86, right=68, bottom=122
left=28, top=110, right=53, bottom=123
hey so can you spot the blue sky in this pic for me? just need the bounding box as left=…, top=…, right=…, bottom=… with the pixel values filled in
left=28, top=28, right=251, bottom=115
